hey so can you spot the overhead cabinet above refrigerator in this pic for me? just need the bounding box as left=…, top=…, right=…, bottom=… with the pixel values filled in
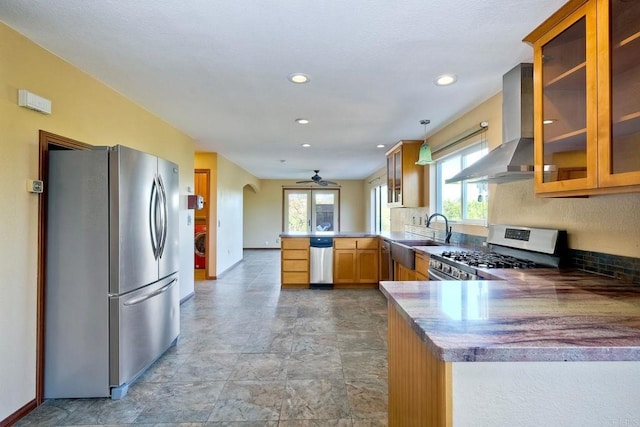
left=45, top=145, right=180, bottom=399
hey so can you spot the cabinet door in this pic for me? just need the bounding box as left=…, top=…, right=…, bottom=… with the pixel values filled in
left=393, top=150, right=402, bottom=204
left=387, top=155, right=394, bottom=203
left=357, top=250, right=379, bottom=284
left=415, top=253, right=430, bottom=277
left=334, top=250, right=357, bottom=283
left=533, top=1, right=598, bottom=194
left=598, top=0, right=640, bottom=187
left=396, top=264, right=416, bottom=281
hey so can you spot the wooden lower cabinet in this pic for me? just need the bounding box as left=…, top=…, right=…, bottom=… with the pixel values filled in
left=333, top=238, right=379, bottom=288
left=415, top=252, right=430, bottom=281
left=388, top=303, right=452, bottom=426
left=357, top=249, right=379, bottom=283
left=334, top=249, right=357, bottom=283
left=281, top=237, right=310, bottom=288
left=395, top=263, right=416, bottom=281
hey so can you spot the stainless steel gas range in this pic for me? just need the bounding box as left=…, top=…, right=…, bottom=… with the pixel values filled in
left=428, top=224, right=567, bottom=281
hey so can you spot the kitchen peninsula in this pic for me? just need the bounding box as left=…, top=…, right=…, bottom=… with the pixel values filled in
left=382, top=270, right=640, bottom=426
left=279, top=232, right=439, bottom=289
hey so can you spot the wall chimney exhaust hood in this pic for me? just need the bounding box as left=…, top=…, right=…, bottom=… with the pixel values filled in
left=446, top=63, right=534, bottom=184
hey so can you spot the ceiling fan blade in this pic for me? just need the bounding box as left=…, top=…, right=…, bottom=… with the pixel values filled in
left=295, top=180, right=314, bottom=184
left=322, top=180, right=338, bottom=186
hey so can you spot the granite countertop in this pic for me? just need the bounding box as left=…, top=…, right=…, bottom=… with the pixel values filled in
left=380, top=273, right=640, bottom=363
left=279, top=231, right=441, bottom=243
left=279, top=231, right=378, bottom=238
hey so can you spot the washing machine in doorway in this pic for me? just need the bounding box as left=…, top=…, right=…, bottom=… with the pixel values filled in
left=194, top=224, right=206, bottom=269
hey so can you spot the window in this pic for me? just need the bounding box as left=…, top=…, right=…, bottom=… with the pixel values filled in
left=283, top=189, right=340, bottom=232
left=435, top=141, right=488, bottom=222
left=371, top=184, right=390, bottom=233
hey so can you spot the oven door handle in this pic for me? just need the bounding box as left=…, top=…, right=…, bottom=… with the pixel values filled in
left=428, top=268, right=453, bottom=281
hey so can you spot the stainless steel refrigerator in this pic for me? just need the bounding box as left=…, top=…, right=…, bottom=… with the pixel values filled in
left=45, top=145, right=180, bottom=399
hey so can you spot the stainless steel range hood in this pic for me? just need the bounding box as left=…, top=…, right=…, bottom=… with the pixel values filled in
left=446, top=63, right=534, bottom=183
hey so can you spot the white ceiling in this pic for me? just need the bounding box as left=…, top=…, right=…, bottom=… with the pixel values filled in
left=1, top=0, right=565, bottom=181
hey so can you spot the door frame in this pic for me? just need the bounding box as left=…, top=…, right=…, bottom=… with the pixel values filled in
left=194, top=168, right=211, bottom=279
left=36, top=131, right=92, bottom=404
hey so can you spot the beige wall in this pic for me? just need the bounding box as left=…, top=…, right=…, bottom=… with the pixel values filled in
left=0, top=23, right=195, bottom=421
left=492, top=181, right=640, bottom=257
left=385, top=91, right=640, bottom=258
left=217, top=156, right=260, bottom=273
left=243, top=179, right=366, bottom=248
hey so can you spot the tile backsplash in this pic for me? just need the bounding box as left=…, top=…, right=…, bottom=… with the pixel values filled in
left=569, top=249, right=640, bottom=285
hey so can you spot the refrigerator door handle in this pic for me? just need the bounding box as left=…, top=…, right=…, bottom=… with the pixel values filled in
left=123, top=278, right=178, bottom=306
left=149, top=176, right=160, bottom=259
left=157, top=174, right=168, bottom=259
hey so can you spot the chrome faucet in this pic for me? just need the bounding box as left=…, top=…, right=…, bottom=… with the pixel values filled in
left=426, top=213, right=452, bottom=244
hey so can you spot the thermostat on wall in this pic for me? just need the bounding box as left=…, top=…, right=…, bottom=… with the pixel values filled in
left=27, top=179, right=44, bottom=193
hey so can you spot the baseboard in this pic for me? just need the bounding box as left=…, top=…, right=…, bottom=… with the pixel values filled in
left=1, top=398, right=37, bottom=427
left=243, top=247, right=280, bottom=250
left=180, top=291, right=195, bottom=304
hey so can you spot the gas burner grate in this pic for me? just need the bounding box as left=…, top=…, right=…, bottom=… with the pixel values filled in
left=440, top=250, right=541, bottom=269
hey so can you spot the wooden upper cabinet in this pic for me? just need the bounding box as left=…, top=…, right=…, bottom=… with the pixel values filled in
left=386, top=140, right=425, bottom=207
left=599, top=0, right=640, bottom=188
left=525, top=0, right=640, bottom=196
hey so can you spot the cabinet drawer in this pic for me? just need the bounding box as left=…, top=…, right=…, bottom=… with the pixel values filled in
left=282, top=238, right=309, bottom=250
left=282, top=271, right=309, bottom=284
left=334, top=238, right=357, bottom=249
left=282, top=259, right=308, bottom=272
left=415, top=254, right=430, bottom=277
left=357, top=238, right=378, bottom=249
left=282, top=249, right=309, bottom=260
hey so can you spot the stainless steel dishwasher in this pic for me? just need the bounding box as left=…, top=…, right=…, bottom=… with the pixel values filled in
left=309, top=236, right=333, bottom=289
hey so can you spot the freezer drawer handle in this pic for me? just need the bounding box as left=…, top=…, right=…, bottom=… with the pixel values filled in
left=123, top=278, right=178, bottom=306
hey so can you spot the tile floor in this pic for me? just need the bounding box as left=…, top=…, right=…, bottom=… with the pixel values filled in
left=17, top=250, right=389, bottom=426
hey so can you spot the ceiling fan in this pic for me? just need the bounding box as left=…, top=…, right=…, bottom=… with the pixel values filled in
left=296, top=170, right=338, bottom=186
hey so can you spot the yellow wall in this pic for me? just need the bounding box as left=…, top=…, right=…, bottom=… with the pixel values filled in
left=388, top=91, right=640, bottom=258
left=0, top=23, right=195, bottom=421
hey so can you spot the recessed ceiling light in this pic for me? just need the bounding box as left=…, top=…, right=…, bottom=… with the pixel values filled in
left=301, top=143, right=311, bottom=148
left=288, top=73, right=310, bottom=84
left=377, top=144, right=385, bottom=148
left=543, top=119, right=556, bottom=125
left=435, top=74, right=457, bottom=86
left=295, top=118, right=310, bottom=124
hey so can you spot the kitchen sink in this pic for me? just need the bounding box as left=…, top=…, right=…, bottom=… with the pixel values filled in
left=399, top=240, right=441, bottom=247
left=391, top=242, right=416, bottom=270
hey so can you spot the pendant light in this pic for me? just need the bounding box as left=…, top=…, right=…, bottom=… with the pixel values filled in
left=415, top=119, right=435, bottom=165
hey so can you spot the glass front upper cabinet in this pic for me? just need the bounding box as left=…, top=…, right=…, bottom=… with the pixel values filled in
left=525, top=0, right=640, bottom=196
left=600, top=0, right=640, bottom=186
